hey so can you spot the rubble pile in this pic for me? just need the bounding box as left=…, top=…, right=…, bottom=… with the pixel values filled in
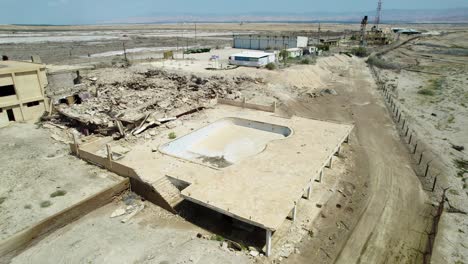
left=54, top=68, right=262, bottom=136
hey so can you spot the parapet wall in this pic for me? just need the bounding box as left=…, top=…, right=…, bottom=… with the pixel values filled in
left=217, top=98, right=276, bottom=113
left=69, top=136, right=176, bottom=213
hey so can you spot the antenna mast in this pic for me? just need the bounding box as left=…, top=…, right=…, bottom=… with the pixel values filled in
left=374, top=0, right=382, bottom=29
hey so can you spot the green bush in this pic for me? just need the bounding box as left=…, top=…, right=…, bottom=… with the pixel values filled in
left=366, top=55, right=400, bottom=70
left=300, top=58, right=311, bottom=64
left=168, top=132, right=177, bottom=139
left=351, top=47, right=369, bottom=57
left=265, top=62, right=276, bottom=70
left=417, top=89, right=435, bottom=96
left=317, top=44, right=330, bottom=51
left=50, top=190, right=67, bottom=198
left=40, top=200, right=52, bottom=208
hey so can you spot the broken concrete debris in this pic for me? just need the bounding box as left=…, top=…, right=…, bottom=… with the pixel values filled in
left=52, top=68, right=260, bottom=137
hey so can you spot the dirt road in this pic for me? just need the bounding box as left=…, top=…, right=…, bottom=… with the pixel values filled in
left=283, top=57, right=431, bottom=263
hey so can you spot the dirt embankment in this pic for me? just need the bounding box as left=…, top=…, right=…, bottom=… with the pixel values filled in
left=370, top=31, right=468, bottom=264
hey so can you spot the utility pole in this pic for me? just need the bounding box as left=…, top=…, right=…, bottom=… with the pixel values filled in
left=317, top=23, right=321, bottom=45
left=122, top=41, right=127, bottom=61
left=194, top=22, right=197, bottom=45
left=360, top=16, right=368, bottom=47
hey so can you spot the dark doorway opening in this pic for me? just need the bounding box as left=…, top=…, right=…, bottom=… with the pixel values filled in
left=6, top=109, right=15, bottom=121
left=73, top=94, right=82, bottom=104
left=0, top=85, right=16, bottom=97
left=26, top=101, right=40, bottom=107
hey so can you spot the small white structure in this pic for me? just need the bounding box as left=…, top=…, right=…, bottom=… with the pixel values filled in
left=229, top=52, right=276, bottom=67
left=286, top=48, right=303, bottom=58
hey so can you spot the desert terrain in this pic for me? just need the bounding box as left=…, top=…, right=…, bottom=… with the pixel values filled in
left=0, top=22, right=467, bottom=264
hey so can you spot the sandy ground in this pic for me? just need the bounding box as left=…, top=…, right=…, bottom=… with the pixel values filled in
left=2, top=22, right=463, bottom=66
left=3, top=23, right=464, bottom=263
left=374, top=30, right=468, bottom=264
left=22, top=54, right=432, bottom=263
left=0, top=123, right=121, bottom=240
left=11, top=200, right=251, bottom=264
left=266, top=56, right=430, bottom=263
left=8, top=116, right=353, bottom=264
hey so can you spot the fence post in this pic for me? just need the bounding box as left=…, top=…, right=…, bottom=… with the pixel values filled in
left=431, top=176, right=437, bottom=192
left=424, top=162, right=430, bottom=177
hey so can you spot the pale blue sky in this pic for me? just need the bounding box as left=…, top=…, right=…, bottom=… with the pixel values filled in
left=1, top=0, right=467, bottom=24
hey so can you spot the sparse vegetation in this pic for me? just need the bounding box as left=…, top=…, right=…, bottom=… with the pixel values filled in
left=0, top=197, right=6, bottom=205
left=300, top=58, right=311, bottom=64
left=351, top=47, right=369, bottom=57
left=366, top=55, right=400, bottom=70
left=211, top=234, right=225, bottom=241
left=455, top=159, right=468, bottom=178
left=449, top=189, right=460, bottom=196
left=417, top=89, right=435, bottom=96
left=279, top=50, right=289, bottom=66
left=168, top=132, right=177, bottom=139
left=317, top=44, right=330, bottom=51
left=416, top=78, right=446, bottom=97
left=40, top=200, right=52, bottom=208
left=50, top=190, right=67, bottom=198
left=448, top=115, right=455, bottom=124
left=24, top=204, right=32, bottom=209
left=265, top=62, right=276, bottom=70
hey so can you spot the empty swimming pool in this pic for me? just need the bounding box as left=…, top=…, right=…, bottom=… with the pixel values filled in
left=159, top=117, right=292, bottom=168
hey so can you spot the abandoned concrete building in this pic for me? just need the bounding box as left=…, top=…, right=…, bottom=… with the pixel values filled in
left=233, top=35, right=309, bottom=50
left=0, top=61, right=48, bottom=127
left=70, top=101, right=353, bottom=256
left=46, top=69, right=86, bottom=105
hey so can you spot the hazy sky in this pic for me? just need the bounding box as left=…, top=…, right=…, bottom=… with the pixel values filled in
left=1, top=0, right=467, bottom=24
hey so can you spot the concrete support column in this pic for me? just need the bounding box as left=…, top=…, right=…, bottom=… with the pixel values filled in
left=106, top=144, right=113, bottom=169
left=265, top=229, right=272, bottom=257
left=73, top=133, right=80, bottom=158
left=344, top=135, right=349, bottom=143
left=334, top=146, right=341, bottom=157
left=303, top=185, right=312, bottom=200
left=290, top=203, right=297, bottom=221
left=326, top=157, right=332, bottom=168
left=316, top=169, right=324, bottom=183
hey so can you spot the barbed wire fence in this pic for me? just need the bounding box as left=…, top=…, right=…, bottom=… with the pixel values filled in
left=369, top=65, right=447, bottom=263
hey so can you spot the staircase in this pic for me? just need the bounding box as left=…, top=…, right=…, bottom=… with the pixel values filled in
left=152, top=176, right=184, bottom=209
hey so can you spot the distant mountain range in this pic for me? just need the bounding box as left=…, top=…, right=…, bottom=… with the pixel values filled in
left=108, top=8, right=468, bottom=24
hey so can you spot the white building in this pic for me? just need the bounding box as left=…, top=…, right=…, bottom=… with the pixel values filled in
left=229, top=52, right=276, bottom=67
left=233, top=35, right=308, bottom=50
left=286, top=48, right=303, bottom=58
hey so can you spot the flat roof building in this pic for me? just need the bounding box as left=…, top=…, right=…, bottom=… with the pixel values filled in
left=233, top=35, right=308, bottom=50
left=0, top=61, right=49, bottom=127
left=229, top=51, right=276, bottom=67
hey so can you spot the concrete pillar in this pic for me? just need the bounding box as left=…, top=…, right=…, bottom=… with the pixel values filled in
left=344, top=135, right=349, bottom=143
left=290, top=203, right=297, bottom=221
left=73, top=133, right=80, bottom=158
left=303, top=186, right=312, bottom=200
left=106, top=144, right=113, bottom=169
left=326, top=157, right=332, bottom=168
left=334, top=146, right=341, bottom=157
left=265, top=229, right=272, bottom=257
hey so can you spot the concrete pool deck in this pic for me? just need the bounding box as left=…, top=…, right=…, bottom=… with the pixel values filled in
left=72, top=104, right=353, bottom=255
